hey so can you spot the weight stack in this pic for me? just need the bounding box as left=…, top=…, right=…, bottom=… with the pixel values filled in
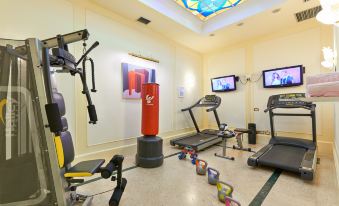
left=248, top=123, right=257, bottom=144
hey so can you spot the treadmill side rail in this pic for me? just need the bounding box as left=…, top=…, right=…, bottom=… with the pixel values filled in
left=170, top=131, right=221, bottom=151
left=248, top=144, right=273, bottom=167
left=169, top=131, right=200, bottom=146
left=196, top=136, right=221, bottom=151
left=300, top=149, right=317, bottom=180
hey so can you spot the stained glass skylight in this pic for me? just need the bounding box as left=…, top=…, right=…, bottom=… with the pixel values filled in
left=174, top=0, right=247, bottom=21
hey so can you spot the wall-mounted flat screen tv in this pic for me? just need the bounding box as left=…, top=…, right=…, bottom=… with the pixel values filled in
left=263, top=65, right=304, bottom=88
left=211, top=75, right=236, bottom=92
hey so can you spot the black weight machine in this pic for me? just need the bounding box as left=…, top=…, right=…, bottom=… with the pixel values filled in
left=100, top=156, right=127, bottom=206
left=48, top=32, right=99, bottom=124
left=0, top=30, right=127, bottom=206
left=48, top=31, right=127, bottom=205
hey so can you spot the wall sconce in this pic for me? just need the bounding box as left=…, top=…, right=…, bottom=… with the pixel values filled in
left=321, top=47, right=335, bottom=69
left=316, top=0, right=339, bottom=25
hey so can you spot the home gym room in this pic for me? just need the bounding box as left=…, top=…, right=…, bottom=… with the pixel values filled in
left=1, top=0, right=339, bottom=205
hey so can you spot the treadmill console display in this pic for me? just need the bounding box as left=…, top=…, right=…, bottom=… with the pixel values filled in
left=267, top=93, right=312, bottom=109
left=200, top=95, right=219, bottom=105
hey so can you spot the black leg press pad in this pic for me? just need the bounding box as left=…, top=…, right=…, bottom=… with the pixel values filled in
left=66, top=159, right=105, bottom=175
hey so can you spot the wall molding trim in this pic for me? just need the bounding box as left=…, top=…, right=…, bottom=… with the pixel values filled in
left=76, top=131, right=334, bottom=160
left=76, top=129, right=196, bottom=158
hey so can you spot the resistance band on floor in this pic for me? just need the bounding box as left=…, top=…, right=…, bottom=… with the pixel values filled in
left=249, top=169, right=282, bottom=206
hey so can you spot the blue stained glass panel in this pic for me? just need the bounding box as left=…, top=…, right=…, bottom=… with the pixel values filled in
left=175, top=0, right=246, bottom=20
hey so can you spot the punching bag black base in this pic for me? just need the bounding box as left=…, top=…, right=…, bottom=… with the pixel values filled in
left=136, top=136, right=164, bottom=168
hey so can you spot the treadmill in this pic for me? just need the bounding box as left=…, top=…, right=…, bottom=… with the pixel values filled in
left=248, top=93, right=317, bottom=180
left=170, top=95, right=222, bottom=151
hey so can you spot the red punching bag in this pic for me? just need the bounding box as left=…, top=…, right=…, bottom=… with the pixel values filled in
left=136, top=83, right=163, bottom=168
left=141, top=83, right=159, bottom=136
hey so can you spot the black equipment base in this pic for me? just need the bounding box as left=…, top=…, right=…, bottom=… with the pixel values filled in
left=136, top=136, right=164, bottom=168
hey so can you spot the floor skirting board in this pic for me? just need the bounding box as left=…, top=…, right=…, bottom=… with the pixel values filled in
left=75, top=129, right=196, bottom=159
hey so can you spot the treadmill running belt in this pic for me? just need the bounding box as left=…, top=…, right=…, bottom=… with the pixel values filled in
left=175, top=133, right=217, bottom=146
left=258, top=145, right=307, bottom=172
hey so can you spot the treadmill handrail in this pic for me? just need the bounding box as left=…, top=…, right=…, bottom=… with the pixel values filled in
left=206, top=98, right=221, bottom=112
left=181, top=96, right=221, bottom=112
left=181, top=98, right=203, bottom=112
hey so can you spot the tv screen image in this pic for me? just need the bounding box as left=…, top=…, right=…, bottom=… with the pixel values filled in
left=211, top=75, right=236, bottom=92
left=263, top=65, right=303, bottom=88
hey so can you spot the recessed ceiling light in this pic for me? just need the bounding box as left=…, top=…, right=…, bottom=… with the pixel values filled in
left=209, top=33, right=215, bottom=37
left=272, top=8, right=281, bottom=14
left=237, top=22, right=244, bottom=26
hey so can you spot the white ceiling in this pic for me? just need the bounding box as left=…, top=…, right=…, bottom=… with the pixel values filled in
left=90, top=0, right=322, bottom=53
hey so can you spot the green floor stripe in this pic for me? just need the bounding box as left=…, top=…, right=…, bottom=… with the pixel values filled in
left=249, top=169, right=282, bottom=206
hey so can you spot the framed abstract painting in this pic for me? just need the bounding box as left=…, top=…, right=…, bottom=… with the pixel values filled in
left=122, top=63, right=156, bottom=99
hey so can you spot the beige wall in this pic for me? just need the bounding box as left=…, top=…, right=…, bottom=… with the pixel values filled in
left=0, top=0, right=78, bottom=143
left=72, top=1, right=204, bottom=155
left=203, top=48, right=247, bottom=128
left=0, top=0, right=203, bottom=156
left=0, top=0, right=336, bottom=159
left=335, top=102, right=339, bottom=185
left=203, top=22, right=334, bottom=155
left=334, top=26, right=339, bottom=185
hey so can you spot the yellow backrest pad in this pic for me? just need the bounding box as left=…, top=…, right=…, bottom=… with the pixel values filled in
left=54, top=136, right=65, bottom=168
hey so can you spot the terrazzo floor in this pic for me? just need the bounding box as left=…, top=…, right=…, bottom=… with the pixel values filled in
left=77, top=138, right=339, bottom=206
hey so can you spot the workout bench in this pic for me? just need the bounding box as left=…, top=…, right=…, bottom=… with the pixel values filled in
left=233, top=128, right=254, bottom=152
